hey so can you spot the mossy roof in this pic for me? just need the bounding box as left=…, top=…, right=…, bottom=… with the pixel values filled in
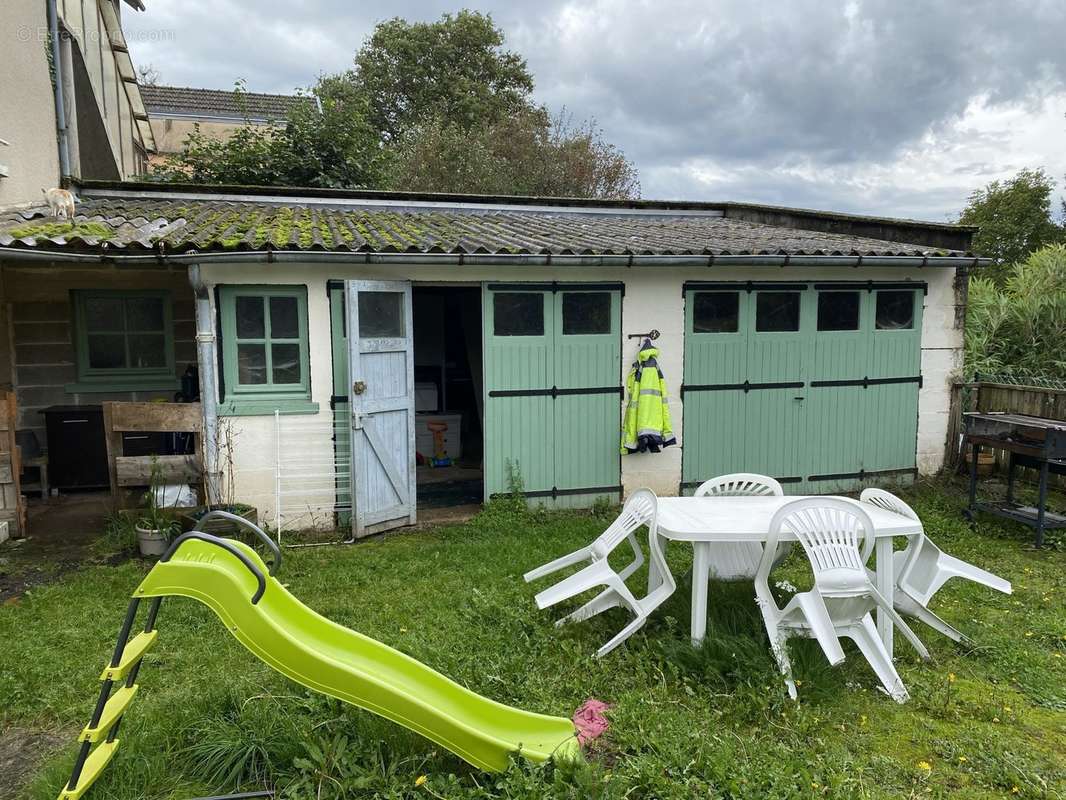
left=0, top=195, right=974, bottom=258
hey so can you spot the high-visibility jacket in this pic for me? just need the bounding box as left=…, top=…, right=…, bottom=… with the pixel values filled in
left=621, top=345, right=676, bottom=454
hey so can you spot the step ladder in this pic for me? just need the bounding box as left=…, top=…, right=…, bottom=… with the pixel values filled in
left=57, top=596, right=162, bottom=800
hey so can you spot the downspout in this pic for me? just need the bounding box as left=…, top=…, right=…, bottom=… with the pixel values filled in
left=46, top=0, right=71, bottom=179
left=188, top=264, right=220, bottom=505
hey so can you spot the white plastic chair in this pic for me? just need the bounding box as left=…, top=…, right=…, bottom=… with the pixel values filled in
left=523, top=489, right=676, bottom=657
left=754, top=498, right=931, bottom=703
left=693, top=473, right=792, bottom=579
left=860, top=488, right=1012, bottom=643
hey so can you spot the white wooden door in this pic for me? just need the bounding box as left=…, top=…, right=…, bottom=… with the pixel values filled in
left=346, top=280, right=415, bottom=537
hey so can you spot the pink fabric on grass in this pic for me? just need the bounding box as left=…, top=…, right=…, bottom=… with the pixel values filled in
left=572, top=698, right=611, bottom=744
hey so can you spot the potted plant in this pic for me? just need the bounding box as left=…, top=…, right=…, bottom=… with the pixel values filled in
left=136, top=458, right=179, bottom=557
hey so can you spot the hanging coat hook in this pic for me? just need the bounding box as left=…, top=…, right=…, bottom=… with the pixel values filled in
left=626, top=329, right=660, bottom=341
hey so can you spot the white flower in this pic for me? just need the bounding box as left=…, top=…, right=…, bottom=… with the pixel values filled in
left=775, top=580, right=798, bottom=593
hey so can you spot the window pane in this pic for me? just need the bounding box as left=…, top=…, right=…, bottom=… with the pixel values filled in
left=693, top=292, right=739, bottom=333
left=562, top=292, right=611, bottom=335
left=126, top=297, right=165, bottom=331
left=237, top=343, right=267, bottom=384
left=87, top=334, right=126, bottom=369
left=876, top=291, right=915, bottom=330
left=128, top=334, right=166, bottom=368
left=235, top=296, right=265, bottom=339
left=85, top=297, right=124, bottom=332
left=358, top=291, right=405, bottom=338
left=493, top=293, right=543, bottom=336
left=269, top=296, right=299, bottom=339
left=817, top=292, right=860, bottom=331
left=755, top=292, right=800, bottom=332
left=271, top=343, right=301, bottom=384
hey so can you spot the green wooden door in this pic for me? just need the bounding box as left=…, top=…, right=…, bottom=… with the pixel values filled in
left=483, top=284, right=622, bottom=507
left=682, top=282, right=924, bottom=494
left=328, top=284, right=351, bottom=526
left=862, top=287, right=924, bottom=481
left=804, top=288, right=870, bottom=492
left=681, top=285, right=808, bottom=492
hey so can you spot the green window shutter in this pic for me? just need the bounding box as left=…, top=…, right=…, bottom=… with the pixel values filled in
left=68, top=289, right=178, bottom=392
left=218, top=285, right=315, bottom=415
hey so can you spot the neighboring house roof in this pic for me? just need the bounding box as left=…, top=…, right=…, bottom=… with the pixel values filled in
left=0, top=182, right=983, bottom=262
left=140, top=85, right=306, bottom=122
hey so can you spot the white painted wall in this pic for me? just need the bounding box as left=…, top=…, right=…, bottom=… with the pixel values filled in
left=198, top=262, right=961, bottom=529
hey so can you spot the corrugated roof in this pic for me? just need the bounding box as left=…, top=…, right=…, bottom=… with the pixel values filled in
left=139, top=85, right=306, bottom=121
left=0, top=197, right=974, bottom=257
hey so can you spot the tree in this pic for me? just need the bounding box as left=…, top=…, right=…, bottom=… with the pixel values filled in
left=137, top=63, right=161, bottom=86
left=959, top=168, right=1063, bottom=280
left=353, top=11, right=534, bottom=142
left=390, top=108, right=639, bottom=199
left=150, top=80, right=389, bottom=189
left=149, top=12, right=640, bottom=199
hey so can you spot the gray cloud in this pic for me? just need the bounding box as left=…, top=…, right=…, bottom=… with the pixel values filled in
left=123, top=0, right=1066, bottom=219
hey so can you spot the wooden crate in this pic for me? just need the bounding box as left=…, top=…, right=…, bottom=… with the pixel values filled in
left=103, top=402, right=204, bottom=509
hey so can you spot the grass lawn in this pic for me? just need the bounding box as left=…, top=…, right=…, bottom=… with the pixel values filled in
left=1, top=479, right=1063, bottom=799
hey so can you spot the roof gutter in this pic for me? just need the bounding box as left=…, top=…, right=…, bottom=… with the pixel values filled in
left=0, top=248, right=990, bottom=269
left=46, top=0, right=71, bottom=180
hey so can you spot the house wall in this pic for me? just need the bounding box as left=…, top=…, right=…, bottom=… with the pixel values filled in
left=58, top=0, right=148, bottom=178
left=147, top=117, right=273, bottom=168
left=0, top=264, right=196, bottom=441
left=0, top=2, right=62, bottom=208
left=197, top=261, right=962, bottom=528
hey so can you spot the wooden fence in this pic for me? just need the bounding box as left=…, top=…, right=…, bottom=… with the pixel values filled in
left=0, top=392, right=25, bottom=537
left=945, top=381, right=1066, bottom=480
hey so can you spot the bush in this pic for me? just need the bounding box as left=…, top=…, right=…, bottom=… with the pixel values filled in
left=965, top=244, right=1066, bottom=379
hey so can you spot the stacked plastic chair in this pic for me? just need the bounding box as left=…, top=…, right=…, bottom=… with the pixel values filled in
left=524, top=489, right=676, bottom=657
left=754, top=498, right=930, bottom=702
left=859, top=488, right=1012, bottom=642
left=693, top=473, right=792, bottom=579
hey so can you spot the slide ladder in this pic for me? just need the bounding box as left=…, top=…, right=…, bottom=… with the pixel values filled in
left=57, top=524, right=578, bottom=798
left=58, top=596, right=161, bottom=800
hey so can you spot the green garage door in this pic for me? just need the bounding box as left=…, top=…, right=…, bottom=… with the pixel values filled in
left=681, top=282, right=923, bottom=494
left=484, top=283, right=622, bottom=508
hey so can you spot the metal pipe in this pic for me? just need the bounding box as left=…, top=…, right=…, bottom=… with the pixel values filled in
left=188, top=264, right=220, bottom=505
left=46, top=0, right=71, bottom=179
left=0, top=246, right=992, bottom=269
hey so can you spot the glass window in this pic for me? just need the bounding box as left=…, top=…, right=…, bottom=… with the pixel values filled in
left=755, top=292, right=800, bottom=332
left=876, top=290, right=915, bottom=330
left=692, top=292, right=739, bottom=333
left=562, top=292, right=611, bottom=335
left=817, top=292, right=860, bottom=331
left=72, top=291, right=175, bottom=388
left=357, top=291, right=405, bottom=338
left=493, top=292, right=544, bottom=336
left=221, top=286, right=310, bottom=402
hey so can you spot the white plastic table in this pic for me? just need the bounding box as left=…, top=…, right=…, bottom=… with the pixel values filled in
left=655, top=495, right=923, bottom=657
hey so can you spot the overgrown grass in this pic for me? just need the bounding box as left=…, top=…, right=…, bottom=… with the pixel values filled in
left=1, top=479, right=1063, bottom=799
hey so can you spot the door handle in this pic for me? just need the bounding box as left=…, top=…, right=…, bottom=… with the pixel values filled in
left=352, top=380, right=366, bottom=395
left=352, top=411, right=367, bottom=430
left=793, top=396, right=805, bottom=401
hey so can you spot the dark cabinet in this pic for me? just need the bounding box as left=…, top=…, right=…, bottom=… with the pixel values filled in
left=41, top=405, right=109, bottom=490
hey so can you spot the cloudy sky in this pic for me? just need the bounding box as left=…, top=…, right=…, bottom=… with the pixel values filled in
left=123, top=0, right=1066, bottom=221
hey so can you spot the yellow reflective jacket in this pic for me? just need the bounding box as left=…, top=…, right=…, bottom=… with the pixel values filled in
left=621, top=345, right=676, bottom=454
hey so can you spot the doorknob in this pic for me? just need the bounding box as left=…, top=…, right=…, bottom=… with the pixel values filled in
left=352, top=380, right=366, bottom=395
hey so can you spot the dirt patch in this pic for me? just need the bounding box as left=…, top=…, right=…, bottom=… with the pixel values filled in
left=1, top=492, right=129, bottom=602
left=0, top=727, right=68, bottom=799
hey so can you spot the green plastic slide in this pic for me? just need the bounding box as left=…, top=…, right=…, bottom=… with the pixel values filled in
left=133, top=537, right=580, bottom=773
